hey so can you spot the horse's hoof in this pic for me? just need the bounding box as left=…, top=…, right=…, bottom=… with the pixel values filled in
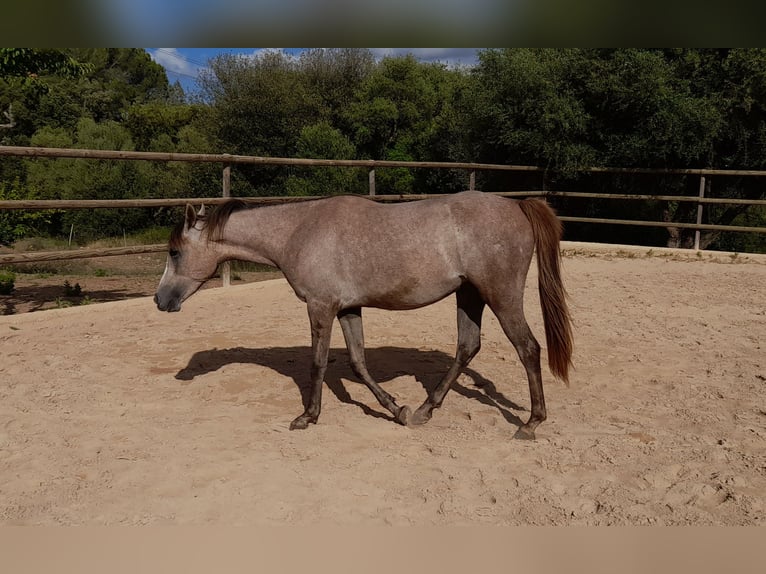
left=395, top=405, right=412, bottom=426
left=513, top=426, right=536, bottom=440
left=409, top=405, right=432, bottom=426
left=289, top=415, right=315, bottom=430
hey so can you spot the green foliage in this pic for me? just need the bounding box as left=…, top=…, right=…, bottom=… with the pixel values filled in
left=0, top=179, right=55, bottom=245
left=123, top=102, right=201, bottom=150
left=285, top=122, right=361, bottom=196
left=1, top=49, right=176, bottom=140
left=2, top=48, right=766, bottom=252
left=25, top=118, right=152, bottom=240
left=64, top=49, right=170, bottom=122
left=63, top=280, right=82, bottom=297
left=462, top=49, right=766, bottom=250
left=128, top=226, right=172, bottom=244
left=378, top=142, right=416, bottom=194
left=0, top=270, right=15, bottom=295
left=200, top=50, right=319, bottom=158
left=298, top=49, right=375, bottom=128
left=0, top=48, right=92, bottom=93
left=582, top=49, right=721, bottom=168
left=346, top=55, right=461, bottom=161
left=466, top=49, right=596, bottom=173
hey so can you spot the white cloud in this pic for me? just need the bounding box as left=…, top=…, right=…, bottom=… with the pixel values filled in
left=148, top=48, right=200, bottom=76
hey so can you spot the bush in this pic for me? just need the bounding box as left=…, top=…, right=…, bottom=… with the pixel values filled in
left=63, top=280, right=82, bottom=296
left=0, top=271, right=16, bottom=295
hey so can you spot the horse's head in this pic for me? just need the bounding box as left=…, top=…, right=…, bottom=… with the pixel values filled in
left=154, top=204, right=219, bottom=312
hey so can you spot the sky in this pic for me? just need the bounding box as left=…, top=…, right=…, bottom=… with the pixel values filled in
left=147, top=48, right=481, bottom=94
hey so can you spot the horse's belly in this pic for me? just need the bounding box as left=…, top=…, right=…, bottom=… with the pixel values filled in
left=349, top=273, right=463, bottom=311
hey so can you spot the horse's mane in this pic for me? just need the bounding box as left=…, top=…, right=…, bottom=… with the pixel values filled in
left=200, top=196, right=343, bottom=242
left=168, top=199, right=251, bottom=250
left=205, top=199, right=251, bottom=242
left=169, top=196, right=365, bottom=249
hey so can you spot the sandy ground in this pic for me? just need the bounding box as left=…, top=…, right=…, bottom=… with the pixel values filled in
left=1, top=246, right=765, bottom=525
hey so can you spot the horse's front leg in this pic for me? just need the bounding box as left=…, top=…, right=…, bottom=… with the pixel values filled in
left=290, top=302, right=335, bottom=430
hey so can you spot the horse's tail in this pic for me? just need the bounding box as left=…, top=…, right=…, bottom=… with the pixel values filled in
left=517, top=198, right=573, bottom=385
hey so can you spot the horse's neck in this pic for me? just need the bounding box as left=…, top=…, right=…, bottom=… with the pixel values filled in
left=219, top=204, right=303, bottom=267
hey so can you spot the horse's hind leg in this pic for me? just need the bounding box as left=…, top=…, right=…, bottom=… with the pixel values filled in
left=411, top=283, right=485, bottom=425
left=338, top=307, right=411, bottom=425
left=489, top=299, right=546, bottom=440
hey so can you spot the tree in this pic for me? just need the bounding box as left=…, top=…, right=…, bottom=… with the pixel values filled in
left=61, top=49, right=171, bottom=123
left=2, top=49, right=171, bottom=139
left=464, top=49, right=765, bottom=251
left=1, top=48, right=93, bottom=183
left=0, top=179, right=54, bottom=246
left=1, top=49, right=211, bottom=241
left=200, top=51, right=319, bottom=157
left=0, top=48, right=91, bottom=88
left=199, top=50, right=323, bottom=194
left=122, top=101, right=202, bottom=150
left=298, top=48, right=374, bottom=130
left=285, top=122, right=361, bottom=196
left=25, top=118, right=153, bottom=240
left=464, top=49, right=595, bottom=174
left=581, top=49, right=721, bottom=168
left=345, top=55, right=468, bottom=193
left=638, top=49, right=766, bottom=249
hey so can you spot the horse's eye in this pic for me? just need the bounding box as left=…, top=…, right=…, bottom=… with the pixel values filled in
left=169, top=249, right=180, bottom=259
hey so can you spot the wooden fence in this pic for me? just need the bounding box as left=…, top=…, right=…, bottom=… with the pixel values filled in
left=1, top=146, right=765, bottom=272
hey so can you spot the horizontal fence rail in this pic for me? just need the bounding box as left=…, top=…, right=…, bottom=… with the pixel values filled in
left=557, top=217, right=766, bottom=233
left=5, top=145, right=766, bottom=176
left=0, top=145, right=542, bottom=172
left=0, top=244, right=167, bottom=264
left=4, top=191, right=766, bottom=211
left=1, top=146, right=765, bottom=268
left=0, top=192, right=545, bottom=211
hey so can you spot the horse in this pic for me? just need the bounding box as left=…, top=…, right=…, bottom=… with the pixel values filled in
left=154, top=191, right=573, bottom=440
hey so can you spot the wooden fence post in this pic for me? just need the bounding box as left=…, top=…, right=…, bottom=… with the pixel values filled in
left=694, top=176, right=705, bottom=250
left=369, top=169, right=376, bottom=196
left=469, top=171, right=475, bottom=191
left=221, top=161, right=231, bottom=287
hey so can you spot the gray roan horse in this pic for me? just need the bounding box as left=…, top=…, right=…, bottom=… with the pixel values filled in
left=154, top=191, right=573, bottom=440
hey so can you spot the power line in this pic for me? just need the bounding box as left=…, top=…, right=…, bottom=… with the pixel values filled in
left=164, top=68, right=200, bottom=82
left=154, top=48, right=208, bottom=69
left=149, top=49, right=206, bottom=87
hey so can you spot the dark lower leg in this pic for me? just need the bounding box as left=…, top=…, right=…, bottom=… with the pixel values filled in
left=290, top=305, right=333, bottom=430
left=411, top=361, right=466, bottom=425
left=412, top=284, right=484, bottom=425
left=504, top=320, right=546, bottom=440
left=513, top=353, right=546, bottom=440
left=338, top=308, right=410, bottom=425
left=485, top=295, right=548, bottom=440
left=290, top=362, right=326, bottom=430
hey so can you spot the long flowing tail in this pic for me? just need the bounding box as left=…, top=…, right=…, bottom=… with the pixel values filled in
left=517, top=198, right=573, bottom=384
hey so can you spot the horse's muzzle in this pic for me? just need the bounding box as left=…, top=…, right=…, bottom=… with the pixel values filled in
left=154, top=292, right=181, bottom=312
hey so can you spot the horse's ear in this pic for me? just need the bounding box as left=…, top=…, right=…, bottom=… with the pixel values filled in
left=184, top=204, right=197, bottom=230
left=197, top=204, right=207, bottom=218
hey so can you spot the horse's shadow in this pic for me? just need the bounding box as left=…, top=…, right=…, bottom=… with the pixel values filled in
left=175, top=346, right=526, bottom=427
